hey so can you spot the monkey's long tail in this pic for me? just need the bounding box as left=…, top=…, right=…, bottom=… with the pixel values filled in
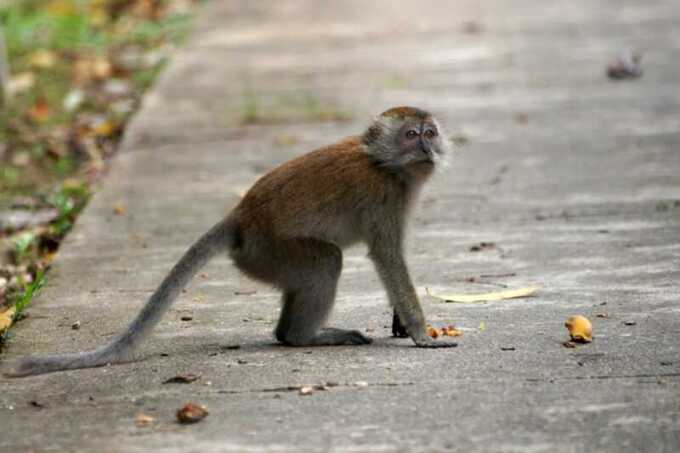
left=3, top=220, right=235, bottom=377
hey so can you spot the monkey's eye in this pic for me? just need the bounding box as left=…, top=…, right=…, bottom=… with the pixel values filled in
left=423, top=129, right=437, bottom=139
left=405, top=130, right=418, bottom=139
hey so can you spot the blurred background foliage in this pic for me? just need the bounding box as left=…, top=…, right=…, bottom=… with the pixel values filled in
left=0, top=0, right=197, bottom=330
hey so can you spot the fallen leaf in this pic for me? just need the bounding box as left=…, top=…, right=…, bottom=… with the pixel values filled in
left=113, top=202, right=125, bottom=215
left=426, top=286, right=539, bottom=303
left=469, top=241, right=495, bottom=252
left=163, top=373, right=200, bottom=384
left=29, top=400, right=44, bottom=409
left=92, top=57, right=113, bottom=80
left=135, top=413, right=155, bottom=426
left=63, top=89, right=85, bottom=112
left=607, top=49, right=642, bottom=80
left=565, top=315, right=592, bottom=343
left=28, top=98, right=50, bottom=122
left=7, top=72, right=36, bottom=95
left=0, top=307, right=16, bottom=333
left=441, top=325, right=463, bottom=337
left=427, top=324, right=463, bottom=338
left=176, top=402, right=209, bottom=424
left=478, top=321, right=486, bottom=331
left=29, top=49, right=57, bottom=69
left=92, top=119, right=118, bottom=138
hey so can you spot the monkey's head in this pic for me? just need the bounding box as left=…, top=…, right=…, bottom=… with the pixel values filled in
left=362, top=106, right=451, bottom=171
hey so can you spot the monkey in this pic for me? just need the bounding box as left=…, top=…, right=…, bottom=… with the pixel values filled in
left=3, top=106, right=457, bottom=378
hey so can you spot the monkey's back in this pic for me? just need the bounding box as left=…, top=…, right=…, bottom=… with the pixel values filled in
left=231, top=136, right=397, bottom=247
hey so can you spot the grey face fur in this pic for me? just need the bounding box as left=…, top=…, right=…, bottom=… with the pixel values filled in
left=363, top=114, right=450, bottom=169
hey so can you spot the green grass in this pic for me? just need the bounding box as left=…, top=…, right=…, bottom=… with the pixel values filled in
left=0, top=268, right=46, bottom=344
left=0, top=0, right=195, bottom=195
left=13, top=268, right=46, bottom=320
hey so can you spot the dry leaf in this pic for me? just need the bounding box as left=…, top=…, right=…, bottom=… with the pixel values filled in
left=92, top=57, right=113, bottom=80
left=29, top=49, right=57, bottom=69
left=427, top=324, right=463, bottom=338
left=0, top=307, right=16, bottom=333
left=7, top=72, right=36, bottom=95
left=113, top=202, right=125, bottom=215
left=29, top=98, right=51, bottom=122
left=93, top=120, right=117, bottom=137
left=441, top=325, right=463, bottom=337
left=46, top=0, right=77, bottom=16
left=426, top=286, right=539, bottom=303
left=176, top=402, right=209, bottom=424
left=135, top=413, right=155, bottom=426
left=565, top=315, right=592, bottom=343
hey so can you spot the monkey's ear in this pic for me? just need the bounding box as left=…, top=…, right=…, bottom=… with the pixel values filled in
left=362, top=124, right=383, bottom=145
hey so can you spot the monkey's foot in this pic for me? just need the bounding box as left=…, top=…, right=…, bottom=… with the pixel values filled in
left=314, top=328, right=373, bottom=346
left=413, top=337, right=458, bottom=348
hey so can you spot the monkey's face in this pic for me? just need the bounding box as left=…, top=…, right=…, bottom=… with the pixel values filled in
left=395, top=119, right=446, bottom=168
left=363, top=107, right=451, bottom=171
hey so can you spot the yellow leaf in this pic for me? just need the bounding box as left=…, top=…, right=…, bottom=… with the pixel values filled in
left=426, top=286, right=539, bottom=303
left=7, top=72, right=36, bottom=95
left=29, top=49, right=57, bottom=69
left=0, top=307, right=16, bottom=333
left=45, top=0, right=77, bottom=16
left=92, top=120, right=117, bottom=137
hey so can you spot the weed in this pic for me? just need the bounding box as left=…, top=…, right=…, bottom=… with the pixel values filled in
left=14, top=268, right=45, bottom=320
left=46, top=181, right=90, bottom=236
left=12, top=231, right=37, bottom=264
left=0, top=269, right=46, bottom=344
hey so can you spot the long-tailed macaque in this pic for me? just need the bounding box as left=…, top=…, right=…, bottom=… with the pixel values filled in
left=4, top=106, right=456, bottom=377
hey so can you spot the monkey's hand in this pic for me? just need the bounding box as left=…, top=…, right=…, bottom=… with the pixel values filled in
left=413, top=336, right=458, bottom=348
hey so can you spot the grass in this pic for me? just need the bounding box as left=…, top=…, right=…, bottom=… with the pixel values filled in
left=0, top=0, right=195, bottom=196
left=0, top=269, right=45, bottom=345
left=0, top=0, right=195, bottom=334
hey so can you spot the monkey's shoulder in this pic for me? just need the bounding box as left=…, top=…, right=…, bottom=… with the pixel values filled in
left=249, top=136, right=393, bottom=197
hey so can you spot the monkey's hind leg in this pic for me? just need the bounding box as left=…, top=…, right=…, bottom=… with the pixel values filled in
left=273, top=240, right=371, bottom=347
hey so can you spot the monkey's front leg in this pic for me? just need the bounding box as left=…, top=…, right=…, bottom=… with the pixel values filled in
left=370, top=242, right=457, bottom=348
